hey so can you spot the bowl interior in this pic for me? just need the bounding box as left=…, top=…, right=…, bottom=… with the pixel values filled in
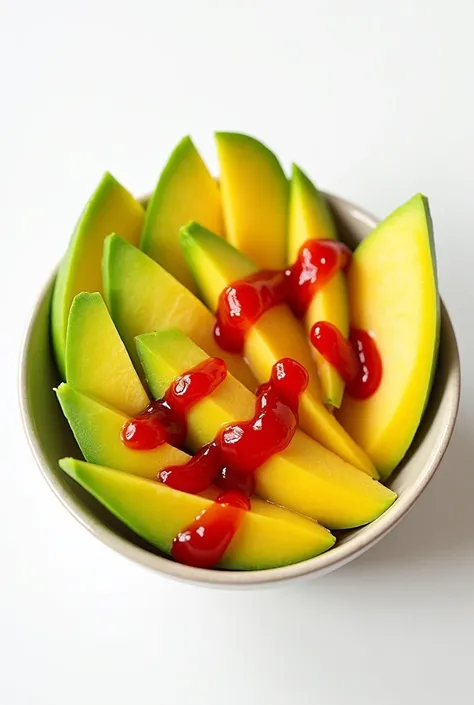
left=20, top=194, right=460, bottom=586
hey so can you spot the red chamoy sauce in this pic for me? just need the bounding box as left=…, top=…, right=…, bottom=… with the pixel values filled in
left=214, top=357, right=308, bottom=492
left=159, top=357, right=309, bottom=497
left=162, top=358, right=308, bottom=568
left=310, top=321, right=382, bottom=400
left=347, top=328, right=383, bottom=400
left=214, top=270, right=287, bottom=353
left=171, top=491, right=250, bottom=569
left=121, top=357, right=227, bottom=450
left=214, top=239, right=351, bottom=353
left=158, top=443, right=222, bottom=494
left=285, top=239, right=352, bottom=318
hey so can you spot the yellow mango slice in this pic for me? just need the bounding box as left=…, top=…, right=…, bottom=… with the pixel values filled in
left=141, top=136, right=224, bottom=292
left=60, top=458, right=335, bottom=569
left=338, top=194, right=439, bottom=479
left=215, top=132, right=289, bottom=269
left=288, top=164, right=349, bottom=407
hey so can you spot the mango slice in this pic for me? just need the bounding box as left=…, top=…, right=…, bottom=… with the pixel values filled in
left=102, top=234, right=256, bottom=390
left=65, top=292, right=149, bottom=417
left=338, top=194, right=439, bottom=479
left=60, top=458, right=335, bottom=569
left=51, top=172, right=144, bottom=376
left=215, top=132, right=288, bottom=269
left=288, top=165, right=349, bottom=408
left=55, top=383, right=187, bottom=479
left=141, top=136, right=224, bottom=292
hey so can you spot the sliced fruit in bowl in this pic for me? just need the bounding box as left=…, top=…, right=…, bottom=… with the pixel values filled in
left=136, top=329, right=395, bottom=529
left=19, top=131, right=456, bottom=583
left=180, top=221, right=376, bottom=475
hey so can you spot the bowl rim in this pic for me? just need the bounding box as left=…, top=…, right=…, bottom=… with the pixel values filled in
left=19, top=192, right=461, bottom=587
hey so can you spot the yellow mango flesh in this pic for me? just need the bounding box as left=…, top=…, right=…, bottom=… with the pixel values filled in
left=56, top=384, right=187, bottom=479
left=60, top=458, right=335, bottom=569
left=102, top=234, right=256, bottom=391
left=215, top=132, right=289, bottom=269
left=246, top=307, right=375, bottom=476
left=180, top=223, right=376, bottom=476
left=288, top=164, right=349, bottom=408
left=65, top=292, right=149, bottom=417
left=51, top=172, right=144, bottom=377
left=136, top=330, right=396, bottom=529
left=141, top=136, right=224, bottom=292
left=338, top=194, right=439, bottom=479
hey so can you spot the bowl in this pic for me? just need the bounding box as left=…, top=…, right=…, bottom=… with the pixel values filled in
left=19, top=192, right=461, bottom=588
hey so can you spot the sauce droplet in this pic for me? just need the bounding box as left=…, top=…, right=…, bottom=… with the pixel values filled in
left=347, top=328, right=383, bottom=400
left=310, top=321, right=382, bottom=400
left=121, top=358, right=227, bottom=451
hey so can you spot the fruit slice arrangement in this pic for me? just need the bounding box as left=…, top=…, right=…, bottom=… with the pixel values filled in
left=51, top=134, right=439, bottom=571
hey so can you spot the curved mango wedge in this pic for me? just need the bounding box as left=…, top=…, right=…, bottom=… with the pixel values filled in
left=288, top=164, right=349, bottom=408
left=51, top=172, right=144, bottom=376
left=55, top=383, right=186, bottom=479
left=215, top=132, right=289, bottom=270
left=60, top=458, right=335, bottom=570
left=338, top=194, right=439, bottom=479
left=65, top=292, right=149, bottom=417
left=141, top=136, right=224, bottom=292
left=102, top=234, right=256, bottom=391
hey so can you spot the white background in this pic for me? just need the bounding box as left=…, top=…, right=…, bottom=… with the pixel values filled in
left=1, top=1, right=473, bottom=703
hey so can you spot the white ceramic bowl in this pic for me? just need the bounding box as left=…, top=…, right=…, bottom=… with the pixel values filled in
left=19, top=193, right=461, bottom=587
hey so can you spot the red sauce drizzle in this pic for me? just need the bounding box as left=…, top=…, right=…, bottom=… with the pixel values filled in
left=171, top=491, right=250, bottom=569
left=160, top=357, right=308, bottom=496
left=214, top=239, right=352, bottom=353
left=285, top=239, right=352, bottom=318
left=158, top=443, right=221, bottom=494
left=164, top=358, right=308, bottom=568
left=121, top=357, right=227, bottom=450
left=310, top=322, right=383, bottom=399
left=214, top=270, right=287, bottom=353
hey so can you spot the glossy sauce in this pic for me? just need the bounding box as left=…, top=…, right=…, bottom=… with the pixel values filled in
left=164, top=358, right=309, bottom=568
left=285, top=239, right=352, bottom=318
left=214, top=270, right=287, bottom=353
left=121, top=357, right=227, bottom=450
left=310, top=321, right=383, bottom=399
left=171, top=491, right=250, bottom=569
left=159, top=357, right=308, bottom=495
left=347, top=328, right=383, bottom=399
left=214, top=239, right=352, bottom=353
